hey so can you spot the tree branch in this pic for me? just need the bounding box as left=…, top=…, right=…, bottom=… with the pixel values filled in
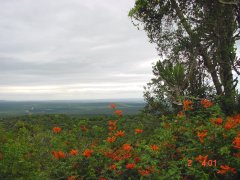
left=218, top=0, right=238, bottom=5
left=170, top=0, right=223, bottom=95
left=234, top=31, right=240, bottom=40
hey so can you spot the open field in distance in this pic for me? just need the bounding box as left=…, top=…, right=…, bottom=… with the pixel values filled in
left=0, top=99, right=145, bottom=117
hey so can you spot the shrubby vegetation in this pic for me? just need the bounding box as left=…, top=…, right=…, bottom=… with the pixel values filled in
left=0, top=103, right=239, bottom=179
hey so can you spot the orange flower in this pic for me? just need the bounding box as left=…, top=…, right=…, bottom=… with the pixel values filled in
left=126, top=163, right=135, bottom=169
left=138, top=169, right=151, bottom=176
left=52, top=151, right=65, bottom=159
left=52, top=127, right=61, bottom=133
left=109, top=164, right=117, bottom=170
left=67, top=176, right=76, bottom=180
left=135, top=128, right=143, bottom=134
left=123, top=143, right=132, bottom=151
left=212, top=118, right=223, bottom=125
left=108, top=120, right=117, bottom=126
left=225, top=122, right=232, bottom=130
left=115, top=110, right=123, bottom=116
left=232, top=136, right=240, bottom=149
left=225, top=118, right=238, bottom=130
left=122, top=153, right=131, bottom=159
left=177, top=111, right=184, bottom=117
left=107, top=136, right=116, bottom=143
left=183, top=100, right=193, bottom=110
left=83, top=149, right=94, bottom=158
left=113, top=155, right=122, bottom=161
left=197, top=131, right=207, bottom=144
left=232, top=114, right=240, bottom=124
left=217, top=165, right=236, bottom=174
left=52, top=151, right=58, bottom=159
left=201, top=99, right=213, bottom=108
left=70, top=149, right=78, bottom=156
left=115, top=130, right=125, bottom=137
left=109, top=103, right=116, bottom=109
left=108, top=126, right=117, bottom=131
left=150, top=145, right=159, bottom=151
left=108, top=120, right=117, bottom=131
left=91, top=144, right=95, bottom=148
left=58, top=151, right=65, bottom=158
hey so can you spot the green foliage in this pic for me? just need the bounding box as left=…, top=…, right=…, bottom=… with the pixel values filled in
left=143, top=59, right=214, bottom=114
left=0, top=102, right=239, bottom=179
left=129, top=0, right=240, bottom=114
left=145, top=60, right=187, bottom=114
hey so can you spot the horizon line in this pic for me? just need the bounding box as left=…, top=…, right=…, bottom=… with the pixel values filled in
left=0, top=98, right=145, bottom=102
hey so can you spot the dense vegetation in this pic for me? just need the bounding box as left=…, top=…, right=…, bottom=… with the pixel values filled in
left=129, top=0, right=240, bottom=115
left=0, top=103, right=239, bottom=179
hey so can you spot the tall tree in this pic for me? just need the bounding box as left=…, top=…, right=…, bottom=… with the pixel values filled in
left=129, top=0, right=240, bottom=114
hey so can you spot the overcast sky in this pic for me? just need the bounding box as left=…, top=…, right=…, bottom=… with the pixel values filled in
left=0, top=0, right=159, bottom=100
left=0, top=0, right=239, bottom=101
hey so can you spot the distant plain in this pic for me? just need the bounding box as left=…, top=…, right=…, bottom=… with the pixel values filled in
left=0, top=99, right=145, bottom=117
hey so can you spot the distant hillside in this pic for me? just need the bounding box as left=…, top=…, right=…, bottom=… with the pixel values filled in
left=0, top=100, right=145, bottom=117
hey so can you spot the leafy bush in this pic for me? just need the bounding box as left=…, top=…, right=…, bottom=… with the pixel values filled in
left=0, top=102, right=239, bottom=179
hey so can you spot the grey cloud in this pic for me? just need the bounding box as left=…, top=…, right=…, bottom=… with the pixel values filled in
left=0, top=0, right=158, bottom=100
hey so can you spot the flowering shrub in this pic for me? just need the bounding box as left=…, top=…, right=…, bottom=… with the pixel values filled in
left=183, top=100, right=193, bottom=110
left=109, top=104, right=116, bottom=109
left=0, top=101, right=239, bottom=179
left=69, top=149, right=78, bottom=156
left=53, top=126, right=62, bottom=133
left=115, top=110, right=123, bottom=117
left=201, top=99, right=214, bottom=108
left=135, top=128, right=143, bottom=134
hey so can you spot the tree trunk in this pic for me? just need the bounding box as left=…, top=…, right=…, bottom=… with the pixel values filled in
left=171, top=0, right=237, bottom=114
left=170, top=0, right=223, bottom=95
left=217, top=4, right=237, bottom=114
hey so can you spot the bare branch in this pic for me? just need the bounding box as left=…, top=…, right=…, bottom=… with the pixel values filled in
left=234, top=32, right=240, bottom=40
left=218, top=0, right=238, bottom=5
